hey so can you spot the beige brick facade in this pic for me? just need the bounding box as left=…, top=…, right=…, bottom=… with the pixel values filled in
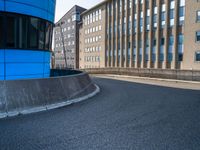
left=79, top=2, right=106, bottom=69
left=79, top=0, right=200, bottom=70
left=182, top=0, right=200, bottom=70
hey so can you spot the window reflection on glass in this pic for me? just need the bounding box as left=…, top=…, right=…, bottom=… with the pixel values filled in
left=0, top=15, right=3, bottom=48
left=1, top=12, right=53, bottom=51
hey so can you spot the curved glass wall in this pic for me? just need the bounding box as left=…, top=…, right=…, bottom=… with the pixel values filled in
left=0, top=12, right=53, bottom=51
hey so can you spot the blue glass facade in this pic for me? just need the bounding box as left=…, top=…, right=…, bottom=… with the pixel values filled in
left=0, top=0, right=56, bottom=80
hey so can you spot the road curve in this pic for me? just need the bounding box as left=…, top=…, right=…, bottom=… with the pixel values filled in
left=0, top=77, right=200, bottom=150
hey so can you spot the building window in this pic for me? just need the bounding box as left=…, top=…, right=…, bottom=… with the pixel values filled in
left=145, top=38, right=149, bottom=61
left=197, top=10, right=200, bottom=22
left=178, top=34, right=184, bottom=61
left=140, top=12, right=143, bottom=32
left=161, top=4, right=166, bottom=28
left=196, top=31, right=200, bottom=42
left=160, top=38, right=165, bottom=61
left=170, top=0, right=175, bottom=27
left=0, top=15, right=3, bottom=48
left=179, top=0, right=185, bottom=25
left=168, top=35, right=174, bottom=62
left=195, top=51, right=200, bottom=61
left=153, top=7, right=158, bottom=29
left=99, top=9, right=102, bottom=20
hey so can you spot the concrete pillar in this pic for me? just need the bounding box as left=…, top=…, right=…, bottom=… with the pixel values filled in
left=115, top=0, right=119, bottom=67
left=155, top=0, right=161, bottom=69
left=171, top=0, right=179, bottom=69
left=120, top=0, right=124, bottom=68
left=111, top=0, right=115, bottom=67
left=148, top=0, right=153, bottom=69
left=135, top=1, right=140, bottom=68
left=107, top=3, right=111, bottom=67
left=104, top=3, right=108, bottom=68
left=130, top=0, right=134, bottom=68
left=141, top=0, right=147, bottom=68
left=125, top=0, right=129, bottom=68
left=163, top=0, right=170, bottom=69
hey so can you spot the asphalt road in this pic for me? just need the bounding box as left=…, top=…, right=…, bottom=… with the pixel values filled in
left=0, top=77, right=200, bottom=150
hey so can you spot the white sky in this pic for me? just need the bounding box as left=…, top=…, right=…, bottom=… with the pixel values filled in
left=55, top=0, right=104, bottom=22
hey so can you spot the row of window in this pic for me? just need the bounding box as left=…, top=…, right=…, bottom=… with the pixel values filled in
left=55, top=55, right=75, bottom=61
left=84, top=36, right=102, bottom=44
left=106, top=51, right=200, bottom=62
left=107, top=0, right=185, bottom=35
left=61, top=12, right=81, bottom=24
left=84, top=25, right=102, bottom=35
left=106, top=34, right=184, bottom=62
left=55, top=64, right=75, bottom=69
left=54, top=48, right=75, bottom=54
left=84, top=46, right=102, bottom=53
left=55, top=25, right=75, bottom=34
left=55, top=41, right=75, bottom=48
left=0, top=12, right=53, bottom=50
left=55, top=33, right=75, bottom=41
left=83, top=9, right=102, bottom=26
left=82, top=65, right=100, bottom=69
left=84, top=56, right=101, bottom=62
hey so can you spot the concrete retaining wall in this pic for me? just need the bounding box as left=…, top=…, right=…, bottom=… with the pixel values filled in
left=82, top=68, right=200, bottom=82
left=0, top=70, right=98, bottom=118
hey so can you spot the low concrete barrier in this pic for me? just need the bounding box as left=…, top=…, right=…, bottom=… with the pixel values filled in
left=82, top=68, right=200, bottom=82
left=0, top=70, right=99, bottom=118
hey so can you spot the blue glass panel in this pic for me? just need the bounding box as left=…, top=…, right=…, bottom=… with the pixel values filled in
left=44, top=51, right=51, bottom=63
left=6, top=63, right=44, bottom=76
left=48, top=0, right=56, bottom=14
left=6, top=74, right=44, bottom=80
left=47, top=14, right=55, bottom=23
left=0, top=50, right=4, bottom=63
left=5, top=1, right=53, bottom=22
left=0, top=76, right=4, bottom=80
left=44, top=63, right=50, bottom=74
left=0, top=0, right=4, bottom=11
left=5, top=50, right=45, bottom=63
left=7, top=0, right=49, bottom=11
left=44, top=74, right=50, bottom=78
left=0, top=63, right=4, bottom=76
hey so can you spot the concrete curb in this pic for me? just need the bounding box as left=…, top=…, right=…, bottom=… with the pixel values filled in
left=93, top=74, right=200, bottom=90
left=94, top=74, right=200, bottom=84
left=0, top=84, right=100, bottom=119
left=82, top=68, right=200, bottom=82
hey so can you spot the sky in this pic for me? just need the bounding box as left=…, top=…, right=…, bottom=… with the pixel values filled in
left=55, top=0, right=104, bottom=22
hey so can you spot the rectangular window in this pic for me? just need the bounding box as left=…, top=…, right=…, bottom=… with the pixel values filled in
left=179, top=6, right=185, bottom=25
left=178, top=34, right=184, bottom=61
left=196, top=31, right=200, bottom=42
left=197, top=10, right=200, bottom=22
left=168, top=35, right=174, bottom=61
left=195, top=51, right=200, bottom=61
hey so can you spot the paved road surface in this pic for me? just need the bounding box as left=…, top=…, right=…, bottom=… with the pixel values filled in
left=0, top=77, right=200, bottom=150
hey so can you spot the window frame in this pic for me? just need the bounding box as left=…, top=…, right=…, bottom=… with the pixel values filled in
left=196, top=31, right=200, bottom=42
left=195, top=51, right=200, bottom=62
left=197, top=10, right=200, bottom=23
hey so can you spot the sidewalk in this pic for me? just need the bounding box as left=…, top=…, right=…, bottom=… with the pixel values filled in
left=92, top=74, right=200, bottom=90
